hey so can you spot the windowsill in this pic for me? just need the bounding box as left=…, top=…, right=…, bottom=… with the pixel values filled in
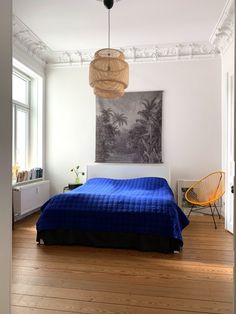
left=12, top=178, right=43, bottom=187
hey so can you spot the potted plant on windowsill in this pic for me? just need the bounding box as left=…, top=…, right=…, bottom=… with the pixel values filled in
left=70, top=165, right=85, bottom=184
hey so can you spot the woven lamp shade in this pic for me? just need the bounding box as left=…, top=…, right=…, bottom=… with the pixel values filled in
left=89, top=48, right=129, bottom=99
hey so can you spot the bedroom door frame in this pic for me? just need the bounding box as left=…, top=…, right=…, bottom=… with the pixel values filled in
left=234, top=27, right=236, bottom=313
left=225, top=71, right=234, bottom=234
left=0, top=1, right=12, bottom=312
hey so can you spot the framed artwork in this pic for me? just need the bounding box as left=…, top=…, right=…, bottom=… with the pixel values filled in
left=96, top=91, right=163, bottom=163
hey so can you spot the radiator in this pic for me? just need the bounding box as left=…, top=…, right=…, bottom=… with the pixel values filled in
left=13, top=180, right=50, bottom=217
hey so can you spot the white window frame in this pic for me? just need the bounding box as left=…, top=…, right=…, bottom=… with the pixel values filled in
left=12, top=69, right=31, bottom=170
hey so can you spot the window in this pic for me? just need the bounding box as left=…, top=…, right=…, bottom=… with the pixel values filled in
left=12, top=70, right=30, bottom=171
left=13, top=72, right=29, bottom=104
left=12, top=59, right=44, bottom=183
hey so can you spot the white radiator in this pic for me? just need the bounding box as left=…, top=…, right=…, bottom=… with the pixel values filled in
left=13, top=180, right=50, bottom=218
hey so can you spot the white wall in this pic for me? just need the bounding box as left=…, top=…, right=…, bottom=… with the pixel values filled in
left=0, top=1, right=12, bottom=312
left=46, top=58, right=222, bottom=196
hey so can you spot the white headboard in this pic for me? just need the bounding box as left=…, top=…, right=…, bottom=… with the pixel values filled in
left=86, top=163, right=170, bottom=183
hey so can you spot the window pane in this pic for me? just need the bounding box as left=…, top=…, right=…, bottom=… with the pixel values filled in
left=16, top=109, right=28, bottom=170
left=13, top=74, right=28, bottom=104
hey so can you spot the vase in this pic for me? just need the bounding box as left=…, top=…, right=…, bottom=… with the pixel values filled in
left=75, top=177, right=80, bottom=184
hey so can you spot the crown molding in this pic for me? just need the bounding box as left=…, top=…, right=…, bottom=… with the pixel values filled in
left=13, top=15, right=51, bottom=66
left=13, top=14, right=220, bottom=68
left=47, top=42, right=219, bottom=67
left=209, top=0, right=235, bottom=53
left=122, top=42, right=219, bottom=62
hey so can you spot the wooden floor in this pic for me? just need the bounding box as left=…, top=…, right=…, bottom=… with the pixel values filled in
left=12, top=213, right=233, bottom=314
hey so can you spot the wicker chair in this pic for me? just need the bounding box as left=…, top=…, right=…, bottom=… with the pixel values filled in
left=185, top=171, right=225, bottom=229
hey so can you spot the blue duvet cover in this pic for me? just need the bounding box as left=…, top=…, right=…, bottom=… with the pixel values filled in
left=37, top=177, right=189, bottom=245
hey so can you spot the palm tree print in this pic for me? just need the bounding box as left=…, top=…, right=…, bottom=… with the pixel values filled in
left=96, top=91, right=162, bottom=163
left=112, top=113, right=128, bottom=127
left=134, top=96, right=162, bottom=162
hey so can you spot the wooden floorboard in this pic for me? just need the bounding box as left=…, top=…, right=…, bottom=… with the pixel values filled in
left=12, top=213, right=233, bottom=314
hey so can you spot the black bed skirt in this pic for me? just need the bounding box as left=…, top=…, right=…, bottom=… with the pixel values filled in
left=37, top=230, right=182, bottom=253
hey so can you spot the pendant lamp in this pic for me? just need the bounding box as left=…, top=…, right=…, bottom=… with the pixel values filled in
left=89, top=0, right=129, bottom=99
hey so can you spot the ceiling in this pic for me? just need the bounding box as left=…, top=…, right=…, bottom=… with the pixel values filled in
left=13, top=0, right=227, bottom=51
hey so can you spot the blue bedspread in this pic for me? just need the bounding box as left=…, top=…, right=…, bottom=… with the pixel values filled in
left=37, top=177, right=189, bottom=244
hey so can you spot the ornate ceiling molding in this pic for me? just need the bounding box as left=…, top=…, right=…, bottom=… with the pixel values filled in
left=47, top=42, right=219, bottom=67
left=209, top=0, right=234, bottom=52
left=13, top=15, right=51, bottom=65
left=13, top=14, right=221, bottom=68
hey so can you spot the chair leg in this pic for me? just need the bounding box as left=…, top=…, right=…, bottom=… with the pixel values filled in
left=209, top=203, right=217, bottom=229
left=213, top=202, right=221, bottom=219
left=188, top=205, right=194, bottom=218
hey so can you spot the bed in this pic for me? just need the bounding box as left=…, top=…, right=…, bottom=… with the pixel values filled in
left=36, top=165, right=189, bottom=253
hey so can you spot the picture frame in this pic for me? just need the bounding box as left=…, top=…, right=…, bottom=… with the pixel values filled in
left=96, top=90, right=163, bottom=163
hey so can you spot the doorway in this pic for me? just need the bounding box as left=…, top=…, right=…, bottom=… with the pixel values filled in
left=225, top=71, right=234, bottom=234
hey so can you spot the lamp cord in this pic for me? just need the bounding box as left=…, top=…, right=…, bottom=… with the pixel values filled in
left=108, top=9, right=110, bottom=51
